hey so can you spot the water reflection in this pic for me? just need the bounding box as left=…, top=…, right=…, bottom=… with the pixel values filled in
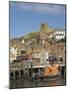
left=10, top=76, right=66, bottom=89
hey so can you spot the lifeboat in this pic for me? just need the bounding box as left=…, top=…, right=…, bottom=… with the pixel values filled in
left=44, top=64, right=60, bottom=78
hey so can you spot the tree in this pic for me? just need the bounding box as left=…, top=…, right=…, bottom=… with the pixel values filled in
left=60, top=38, right=65, bottom=43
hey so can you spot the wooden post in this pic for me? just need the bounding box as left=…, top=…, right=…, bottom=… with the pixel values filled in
left=13, top=71, right=15, bottom=80
left=19, top=71, right=21, bottom=79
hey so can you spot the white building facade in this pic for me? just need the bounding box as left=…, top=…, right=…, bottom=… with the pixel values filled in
left=49, top=30, right=65, bottom=41
left=32, top=48, right=49, bottom=67
left=40, top=48, right=49, bottom=65
left=54, top=30, right=65, bottom=40
left=10, top=47, right=18, bottom=63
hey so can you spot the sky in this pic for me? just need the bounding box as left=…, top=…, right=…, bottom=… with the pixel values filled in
left=9, top=1, right=66, bottom=38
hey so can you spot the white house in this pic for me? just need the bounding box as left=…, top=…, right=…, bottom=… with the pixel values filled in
left=32, top=47, right=49, bottom=67
left=40, top=48, right=49, bottom=65
left=49, top=29, right=65, bottom=41
left=10, top=47, right=18, bottom=63
left=53, top=30, right=65, bottom=40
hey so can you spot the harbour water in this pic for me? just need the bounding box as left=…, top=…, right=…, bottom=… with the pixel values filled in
left=10, top=75, right=66, bottom=89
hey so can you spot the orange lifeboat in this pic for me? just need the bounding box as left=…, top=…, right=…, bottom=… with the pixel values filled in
left=44, top=64, right=59, bottom=77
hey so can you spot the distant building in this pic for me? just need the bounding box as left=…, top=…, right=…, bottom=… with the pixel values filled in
left=10, top=46, right=18, bottom=63
left=40, top=24, right=49, bottom=41
left=49, top=29, right=65, bottom=41
left=54, top=29, right=65, bottom=40
left=21, top=39, right=25, bottom=44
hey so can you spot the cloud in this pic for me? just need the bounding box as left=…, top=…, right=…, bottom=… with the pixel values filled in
left=11, top=2, right=65, bottom=14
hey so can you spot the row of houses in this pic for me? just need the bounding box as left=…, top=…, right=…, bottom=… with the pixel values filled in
left=10, top=23, right=65, bottom=64
left=10, top=41, right=65, bottom=77
left=10, top=23, right=65, bottom=78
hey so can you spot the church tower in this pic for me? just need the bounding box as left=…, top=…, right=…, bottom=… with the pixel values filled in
left=39, top=23, right=48, bottom=47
